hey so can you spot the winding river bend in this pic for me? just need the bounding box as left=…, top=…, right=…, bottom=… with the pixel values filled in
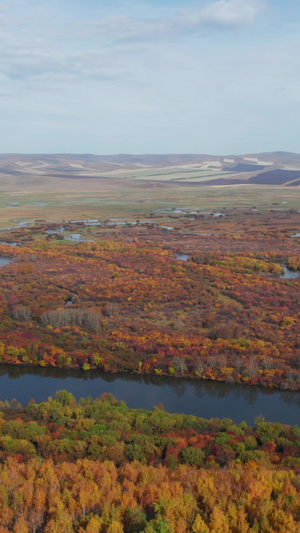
left=0, top=365, right=299, bottom=425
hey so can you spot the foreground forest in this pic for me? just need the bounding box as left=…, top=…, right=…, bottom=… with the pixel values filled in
left=0, top=391, right=299, bottom=532
left=0, top=208, right=299, bottom=390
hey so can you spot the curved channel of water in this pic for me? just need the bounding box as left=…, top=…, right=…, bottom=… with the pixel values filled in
left=0, top=365, right=299, bottom=425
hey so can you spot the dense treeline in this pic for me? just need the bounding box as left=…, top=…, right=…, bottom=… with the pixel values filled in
left=0, top=228, right=299, bottom=389
left=2, top=456, right=299, bottom=532
left=1, top=391, right=300, bottom=468
left=0, top=392, right=299, bottom=532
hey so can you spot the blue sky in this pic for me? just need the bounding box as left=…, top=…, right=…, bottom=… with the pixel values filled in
left=0, top=0, right=299, bottom=154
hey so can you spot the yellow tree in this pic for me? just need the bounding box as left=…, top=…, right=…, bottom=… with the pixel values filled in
left=13, top=517, right=30, bottom=533
left=85, top=516, right=104, bottom=533
left=107, top=521, right=124, bottom=533
left=209, top=507, right=230, bottom=533
left=192, top=513, right=209, bottom=533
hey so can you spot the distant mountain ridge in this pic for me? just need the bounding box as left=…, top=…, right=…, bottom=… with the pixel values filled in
left=0, top=151, right=299, bottom=188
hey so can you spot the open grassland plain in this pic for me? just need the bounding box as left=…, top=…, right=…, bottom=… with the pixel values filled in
left=0, top=151, right=299, bottom=225
left=0, top=183, right=299, bottom=228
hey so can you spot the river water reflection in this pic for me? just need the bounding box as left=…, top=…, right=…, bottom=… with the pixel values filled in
left=0, top=365, right=299, bottom=425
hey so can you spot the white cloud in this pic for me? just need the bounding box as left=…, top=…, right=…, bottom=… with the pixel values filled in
left=0, top=0, right=299, bottom=154
left=199, top=0, right=260, bottom=28
left=89, top=0, right=261, bottom=44
left=0, top=0, right=262, bottom=82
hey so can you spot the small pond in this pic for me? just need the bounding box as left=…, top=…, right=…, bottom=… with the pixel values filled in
left=0, top=256, right=14, bottom=267
left=176, top=253, right=190, bottom=262
left=281, top=267, right=299, bottom=280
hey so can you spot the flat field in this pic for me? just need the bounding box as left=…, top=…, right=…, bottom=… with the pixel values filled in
left=0, top=182, right=299, bottom=228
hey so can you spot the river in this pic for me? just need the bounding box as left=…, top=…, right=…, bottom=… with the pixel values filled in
left=175, top=253, right=300, bottom=280
left=0, top=365, right=299, bottom=425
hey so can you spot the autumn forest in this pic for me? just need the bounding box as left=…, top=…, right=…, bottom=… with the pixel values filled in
left=0, top=193, right=299, bottom=531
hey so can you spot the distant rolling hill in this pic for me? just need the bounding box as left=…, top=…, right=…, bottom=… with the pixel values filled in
left=0, top=152, right=299, bottom=190
left=249, top=169, right=300, bottom=185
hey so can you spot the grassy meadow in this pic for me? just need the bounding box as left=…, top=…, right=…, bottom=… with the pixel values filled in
left=0, top=181, right=299, bottom=228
